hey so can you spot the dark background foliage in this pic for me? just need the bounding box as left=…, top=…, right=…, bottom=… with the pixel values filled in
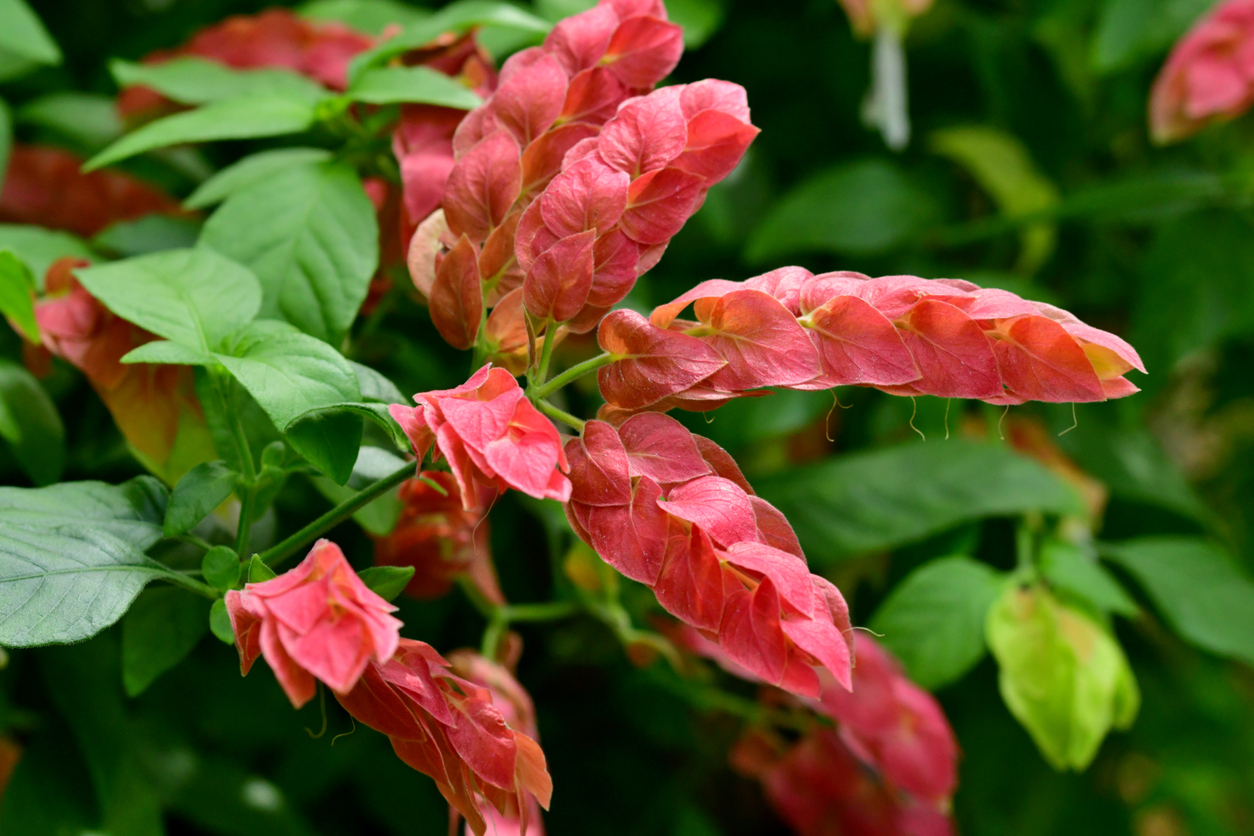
left=2, top=0, right=1253, bottom=834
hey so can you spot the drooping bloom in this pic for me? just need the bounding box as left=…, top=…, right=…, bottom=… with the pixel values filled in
left=448, top=650, right=548, bottom=835
left=1149, top=0, right=1254, bottom=144
left=225, top=539, right=403, bottom=708
left=30, top=258, right=215, bottom=484
left=812, top=636, right=958, bottom=806
left=390, top=365, right=572, bottom=507
left=732, top=728, right=952, bottom=836
left=115, top=8, right=374, bottom=118
left=410, top=0, right=756, bottom=353
left=562, top=411, right=852, bottom=698
left=335, top=641, right=552, bottom=836
left=598, top=268, right=1143, bottom=413
left=0, top=144, right=181, bottom=237
left=372, top=471, right=503, bottom=602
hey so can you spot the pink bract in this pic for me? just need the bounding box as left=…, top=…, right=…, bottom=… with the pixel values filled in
left=225, top=539, right=403, bottom=708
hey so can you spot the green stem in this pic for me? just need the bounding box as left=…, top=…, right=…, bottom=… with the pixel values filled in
left=257, top=463, right=413, bottom=568
left=177, top=533, right=215, bottom=552
left=162, top=570, right=221, bottom=601
left=235, top=484, right=257, bottom=558
left=502, top=601, right=581, bottom=622
left=528, top=352, right=617, bottom=401
left=535, top=399, right=585, bottom=432
left=534, top=317, right=556, bottom=383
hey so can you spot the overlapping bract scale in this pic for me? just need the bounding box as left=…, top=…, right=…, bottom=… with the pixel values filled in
left=562, top=413, right=853, bottom=698
left=409, top=0, right=757, bottom=363
left=597, top=268, right=1143, bottom=410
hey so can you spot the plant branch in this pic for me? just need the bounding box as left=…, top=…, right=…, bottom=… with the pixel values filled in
left=257, top=463, right=413, bottom=568
left=535, top=399, right=585, bottom=432
left=528, top=352, right=617, bottom=401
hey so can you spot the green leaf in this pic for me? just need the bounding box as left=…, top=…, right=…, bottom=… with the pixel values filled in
left=200, top=161, right=379, bottom=343
left=184, top=147, right=333, bottom=210
left=0, top=224, right=94, bottom=284
left=17, top=91, right=123, bottom=153
left=201, top=546, right=242, bottom=590
left=300, top=0, right=431, bottom=34
left=755, top=440, right=1085, bottom=561
left=0, top=526, right=173, bottom=646
left=929, top=125, right=1060, bottom=273
left=111, top=57, right=330, bottom=107
left=310, top=446, right=407, bottom=535
left=1092, top=0, right=1216, bottom=74
left=249, top=555, right=277, bottom=583
left=1039, top=539, right=1138, bottom=617
left=165, top=460, right=239, bottom=537
left=85, top=95, right=321, bottom=171
left=209, top=597, right=235, bottom=644
left=0, top=359, right=65, bottom=485
left=121, top=340, right=216, bottom=366
left=0, top=475, right=168, bottom=547
left=746, top=159, right=938, bottom=262
left=295, top=400, right=408, bottom=452
left=121, top=586, right=210, bottom=696
left=351, top=360, right=407, bottom=404
left=347, top=65, right=483, bottom=108
left=215, top=321, right=363, bottom=482
left=0, top=0, right=61, bottom=66
left=0, top=250, right=38, bottom=342
left=347, top=0, right=551, bottom=83
left=869, top=556, right=1005, bottom=690
left=92, top=214, right=202, bottom=258
left=987, top=584, right=1139, bottom=770
left=75, top=247, right=263, bottom=353
left=1102, top=537, right=1254, bottom=666
left=666, top=0, right=727, bottom=48
left=356, top=566, right=414, bottom=601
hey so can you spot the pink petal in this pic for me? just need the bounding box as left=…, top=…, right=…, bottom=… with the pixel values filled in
left=889, top=299, right=1002, bottom=400
left=601, top=15, right=684, bottom=88
left=721, top=541, right=814, bottom=617
left=443, top=129, right=523, bottom=242
left=565, top=420, right=632, bottom=506
left=523, top=229, right=597, bottom=322
left=429, top=234, right=483, bottom=351
left=653, top=524, right=726, bottom=631
left=803, top=294, right=919, bottom=387
left=540, top=157, right=631, bottom=237
left=597, top=309, right=726, bottom=409
left=719, top=577, right=788, bottom=686
left=618, top=166, right=705, bottom=245
left=586, top=476, right=669, bottom=585
left=492, top=50, right=569, bottom=147
left=698, top=289, right=822, bottom=391
left=618, top=412, right=711, bottom=483
left=658, top=475, right=759, bottom=548
left=598, top=91, right=689, bottom=177
left=989, top=315, right=1106, bottom=403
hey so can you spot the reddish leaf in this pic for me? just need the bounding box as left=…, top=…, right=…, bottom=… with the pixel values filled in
left=653, top=524, right=726, bottom=631
left=721, top=541, right=814, bottom=617
left=443, top=129, right=523, bottom=242
left=559, top=66, right=630, bottom=125
left=750, top=496, right=803, bottom=558
left=407, top=209, right=450, bottom=298
left=803, top=294, right=920, bottom=388
left=597, top=309, right=726, bottom=408
left=587, top=476, right=669, bottom=585
left=521, top=121, right=599, bottom=191
left=797, top=271, right=870, bottom=314
left=543, top=2, right=619, bottom=75
left=540, top=157, right=631, bottom=236
left=513, top=198, right=554, bottom=274
left=586, top=229, right=641, bottom=308
left=781, top=612, right=853, bottom=693
left=523, top=229, right=596, bottom=322
left=719, top=576, right=788, bottom=686
left=477, top=210, right=522, bottom=299
left=679, top=79, right=751, bottom=121
left=447, top=697, right=518, bottom=789
left=989, top=315, right=1106, bottom=403
left=674, top=109, right=759, bottom=184
left=658, top=475, right=759, bottom=548
left=601, top=15, right=684, bottom=88
left=693, top=435, right=755, bottom=495
left=890, top=299, right=1002, bottom=400
left=618, top=166, right=705, bottom=245
left=1032, top=301, right=1145, bottom=374
left=743, top=266, right=810, bottom=315
left=597, top=90, right=688, bottom=177
left=649, top=278, right=746, bottom=328
left=697, top=289, right=822, bottom=391
left=492, top=50, right=569, bottom=147
left=565, top=419, right=631, bottom=506
left=514, top=732, right=553, bottom=809
left=618, top=412, right=711, bottom=483
left=429, top=234, right=483, bottom=350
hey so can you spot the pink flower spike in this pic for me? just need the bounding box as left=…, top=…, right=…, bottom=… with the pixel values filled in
left=226, top=540, right=403, bottom=707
